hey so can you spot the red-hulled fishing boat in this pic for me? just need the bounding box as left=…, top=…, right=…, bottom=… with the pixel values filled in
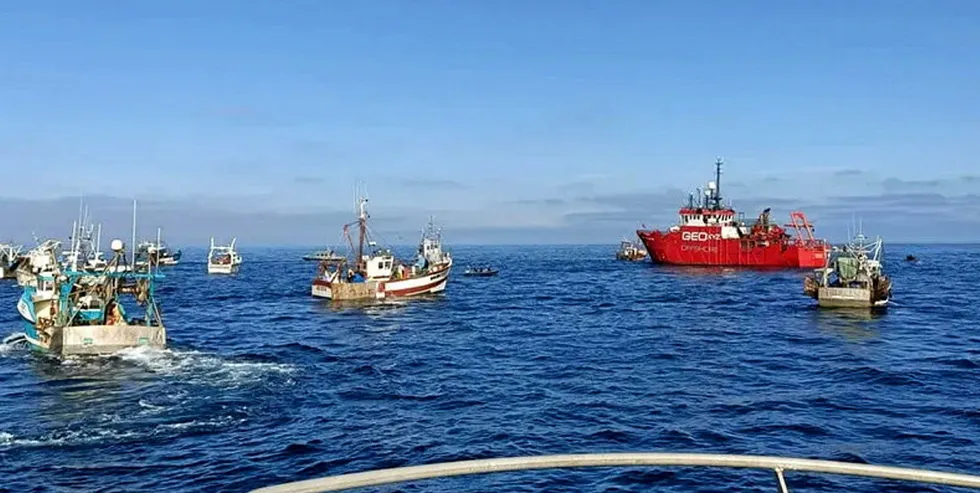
left=311, top=197, right=453, bottom=301
left=636, top=158, right=829, bottom=268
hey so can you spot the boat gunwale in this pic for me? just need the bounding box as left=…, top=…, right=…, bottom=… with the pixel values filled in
left=249, top=452, right=980, bottom=493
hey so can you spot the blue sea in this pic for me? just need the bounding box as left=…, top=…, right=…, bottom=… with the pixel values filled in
left=1, top=244, right=979, bottom=492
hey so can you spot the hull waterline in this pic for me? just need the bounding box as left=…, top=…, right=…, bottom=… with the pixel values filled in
left=312, top=262, right=452, bottom=300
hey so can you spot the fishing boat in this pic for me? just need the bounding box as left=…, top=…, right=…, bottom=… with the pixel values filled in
left=804, top=233, right=891, bottom=308
left=136, top=228, right=182, bottom=266
left=463, top=266, right=498, bottom=277
left=615, top=239, right=647, bottom=261
left=311, top=198, right=453, bottom=301
left=61, top=217, right=101, bottom=272
left=15, top=239, right=62, bottom=287
left=0, top=243, right=24, bottom=279
left=15, top=238, right=166, bottom=356
left=207, top=237, right=242, bottom=274
left=302, top=248, right=345, bottom=262
left=636, top=158, right=830, bottom=268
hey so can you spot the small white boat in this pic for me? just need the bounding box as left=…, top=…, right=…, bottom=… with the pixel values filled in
left=136, top=228, right=182, bottom=266
left=302, top=248, right=345, bottom=262
left=208, top=237, right=242, bottom=274
left=0, top=243, right=24, bottom=279
left=15, top=239, right=61, bottom=287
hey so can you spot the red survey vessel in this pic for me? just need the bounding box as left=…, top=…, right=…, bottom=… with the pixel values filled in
left=636, top=159, right=830, bottom=268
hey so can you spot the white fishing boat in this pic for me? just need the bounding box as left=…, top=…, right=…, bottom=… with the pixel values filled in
left=311, top=198, right=452, bottom=301
left=0, top=243, right=24, bottom=279
left=208, top=237, right=242, bottom=274
left=136, top=228, right=182, bottom=266
left=15, top=239, right=62, bottom=287
left=302, top=248, right=345, bottom=262
left=615, top=238, right=647, bottom=261
left=59, top=202, right=116, bottom=273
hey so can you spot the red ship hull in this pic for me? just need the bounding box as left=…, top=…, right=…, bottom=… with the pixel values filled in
left=635, top=158, right=830, bottom=268
left=636, top=227, right=829, bottom=268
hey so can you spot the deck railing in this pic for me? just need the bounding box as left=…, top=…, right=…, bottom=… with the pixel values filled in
left=250, top=453, right=980, bottom=493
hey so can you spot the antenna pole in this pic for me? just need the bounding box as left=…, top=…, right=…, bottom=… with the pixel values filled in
left=71, top=220, right=78, bottom=261
left=77, top=197, right=83, bottom=245
left=357, top=198, right=366, bottom=271
left=131, top=199, right=137, bottom=266
left=714, top=157, right=723, bottom=209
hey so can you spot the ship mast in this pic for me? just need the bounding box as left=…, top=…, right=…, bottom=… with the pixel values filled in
left=356, top=197, right=368, bottom=271
left=712, top=157, right=723, bottom=210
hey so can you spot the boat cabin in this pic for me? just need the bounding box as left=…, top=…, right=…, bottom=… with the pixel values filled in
left=362, top=250, right=396, bottom=280
left=677, top=207, right=738, bottom=227
left=422, top=236, right=444, bottom=263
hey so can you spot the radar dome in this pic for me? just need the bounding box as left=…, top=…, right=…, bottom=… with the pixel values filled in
left=110, top=239, right=125, bottom=252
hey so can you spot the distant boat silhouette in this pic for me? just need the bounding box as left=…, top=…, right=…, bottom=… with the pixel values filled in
left=463, top=266, right=498, bottom=277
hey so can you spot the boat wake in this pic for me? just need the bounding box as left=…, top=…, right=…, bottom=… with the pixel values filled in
left=0, top=332, right=28, bottom=354
left=50, top=346, right=301, bottom=389
left=0, top=346, right=297, bottom=453
left=0, top=414, right=247, bottom=451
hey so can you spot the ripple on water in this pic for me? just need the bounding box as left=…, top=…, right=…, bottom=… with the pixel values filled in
left=0, top=245, right=979, bottom=492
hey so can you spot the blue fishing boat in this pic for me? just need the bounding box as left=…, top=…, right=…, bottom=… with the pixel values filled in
left=16, top=238, right=166, bottom=356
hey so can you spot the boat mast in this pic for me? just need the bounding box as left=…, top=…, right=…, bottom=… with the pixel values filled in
left=131, top=199, right=137, bottom=266
left=75, top=197, right=83, bottom=256
left=70, top=220, right=78, bottom=264
left=712, top=157, right=723, bottom=210
left=357, top=198, right=367, bottom=270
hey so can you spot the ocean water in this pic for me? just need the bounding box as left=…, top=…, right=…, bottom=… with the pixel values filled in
left=1, top=244, right=979, bottom=493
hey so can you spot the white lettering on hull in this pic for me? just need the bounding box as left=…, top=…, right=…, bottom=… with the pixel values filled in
left=681, top=245, right=718, bottom=253
left=681, top=231, right=722, bottom=242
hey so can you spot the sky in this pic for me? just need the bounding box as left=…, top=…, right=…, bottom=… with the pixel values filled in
left=1, top=1, right=978, bottom=246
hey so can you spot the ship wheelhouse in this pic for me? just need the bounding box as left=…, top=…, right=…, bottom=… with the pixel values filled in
left=677, top=207, right=737, bottom=227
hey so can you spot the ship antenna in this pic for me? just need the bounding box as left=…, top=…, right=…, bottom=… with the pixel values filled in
left=714, top=157, right=723, bottom=209
left=356, top=196, right=368, bottom=271
left=131, top=199, right=137, bottom=266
